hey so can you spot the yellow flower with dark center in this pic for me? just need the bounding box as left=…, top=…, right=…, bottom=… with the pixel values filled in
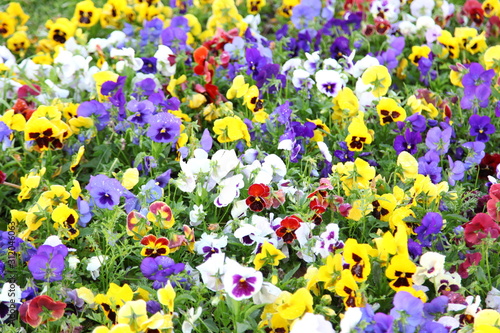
left=408, top=45, right=431, bottom=66
left=454, top=27, right=477, bottom=49
left=254, top=242, right=286, bottom=270
left=376, top=98, right=406, bottom=125
left=73, top=0, right=101, bottom=28
left=46, top=18, right=77, bottom=45
left=389, top=206, right=416, bottom=235
left=243, top=85, right=264, bottom=113
left=335, top=269, right=362, bottom=308
left=437, top=30, right=459, bottom=59
left=308, top=118, right=331, bottom=142
left=0, top=12, right=15, bottom=38
left=247, top=0, right=266, bottom=14
left=24, top=117, right=64, bottom=151
left=277, top=0, right=300, bottom=17
left=466, top=32, right=487, bottom=55
left=101, top=0, right=127, bottom=28
left=361, top=65, right=391, bottom=98
left=343, top=239, right=371, bottom=283
left=483, top=0, right=500, bottom=17
left=52, top=204, right=80, bottom=240
left=345, top=112, right=373, bottom=151
left=372, top=193, right=397, bottom=222
left=213, top=115, right=251, bottom=146
left=140, top=234, right=170, bottom=257
left=7, top=31, right=30, bottom=56
left=332, top=87, right=359, bottom=122
left=385, top=254, right=417, bottom=291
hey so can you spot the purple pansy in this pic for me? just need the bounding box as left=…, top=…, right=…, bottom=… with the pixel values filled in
left=461, top=63, right=496, bottom=109
left=77, top=101, right=110, bottom=131
left=140, top=256, right=185, bottom=289
left=425, top=126, right=452, bottom=155
left=447, top=156, right=466, bottom=186
left=140, top=57, right=158, bottom=74
left=469, top=114, right=495, bottom=142
left=394, top=128, right=422, bottom=155
left=222, top=264, right=263, bottom=300
left=127, top=100, right=155, bottom=126
left=146, top=112, right=181, bottom=144
left=86, top=174, right=126, bottom=210
left=415, top=212, right=443, bottom=247
left=27, top=244, right=68, bottom=282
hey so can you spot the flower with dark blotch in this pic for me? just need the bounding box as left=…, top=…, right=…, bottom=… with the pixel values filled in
left=394, top=128, right=422, bottom=155
left=330, top=36, right=351, bottom=60
left=223, top=264, right=263, bottom=301
left=276, top=215, right=302, bottom=244
left=127, top=100, right=155, bottom=126
left=246, top=183, right=271, bottom=212
left=140, top=235, right=170, bottom=258
left=86, top=174, right=126, bottom=210
left=469, top=114, right=495, bottom=142
left=146, top=112, right=181, bottom=144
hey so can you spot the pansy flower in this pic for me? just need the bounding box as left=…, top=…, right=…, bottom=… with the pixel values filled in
left=408, top=45, right=431, bottom=66
left=345, top=112, right=373, bottom=152
left=52, top=204, right=79, bottom=240
left=246, top=183, right=271, bottom=212
left=213, top=116, right=251, bottom=146
left=335, top=269, right=362, bottom=308
left=27, top=244, right=68, bottom=282
left=243, top=85, right=264, bottom=113
left=73, top=0, right=101, bottom=27
left=140, top=235, right=170, bottom=258
left=46, top=18, right=76, bottom=45
left=146, top=112, right=181, bottom=144
left=386, top=254, right=417, bottom=291
left=0, top=12, right=15, bottom=38
left=276, top=215, right=302, bottom=244
left=19, top=295, right=66, bottom=328
left=437, top=31, right=460, bottom=59
left=343, top=239, right=372, bottom=283
left=223, top=263, right=263, bottom=301
left=140, top=256, right=185, bottom=289
left=372, top=193, right=397, bottom=222
left=253, top=242, right=286, bottom=271
left=315, top=69, right=345, bottom=97
left=376, top=98, right=406, bottom=125
left=24, top=117, right=63, bottom=151
left=86, top=174, right=125, bottom=210
left=464, top=213, right=500, bottom=246
left=147, top=201, right=175, bottom=229
left=361, top=65, right=391, bottom=97
left=226, top=75, right=249, bottom=99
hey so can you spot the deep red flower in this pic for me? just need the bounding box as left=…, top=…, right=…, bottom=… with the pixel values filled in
left=19, top=295, right=66, bottom=328
left=463, top=0, right=484, bottom=25
left=18, top=84, right=41, bottom=99
left=246, top=183, right=271, bottom=212
left=479, top=153, right=500, bottom=179
left=457, top=252, right=482, bottom=279
left=275, top=215, right=302, bottom=244
left=463, top=213, right=500, bottom=246
left=0, top=170, right=5, bottom=184
left=375, top=17, right=391, bottom=35
left=309, top=196, right=328, bottom=214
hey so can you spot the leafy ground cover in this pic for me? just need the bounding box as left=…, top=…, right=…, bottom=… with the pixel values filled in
left=1, top=0, right=500, bottom=332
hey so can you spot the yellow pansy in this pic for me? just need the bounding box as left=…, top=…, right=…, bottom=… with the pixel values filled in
left=254, top=242, right=286, bottom=270
left=117, top=300, right=148, bottom=331
left=332, top=87, right=359, bottom=122
left=277, top=288, right=313, bottom=320
left=0, top=12, right=16, bottom=38
left=483, top=45, right=500, bottom=72
left=385, top=254, right=417, bottom=291
left=226, top=75, right=249, bottom=99
left=73, top=0, right=102, bottom=28
left=121, top=168, right=139, bottom=190
left=6, top=2, right=30, bottom=26
left=345, top=112, right=373, bottom=152
left=247, top=0, right=266, bottom=14
left=454, top=27, right=477, bottom=49
left=437, top=30, right=459, bottom=59
left=397, top=151, right=418, bottom=180
left=466, top=32, right=487, bottom=55
left=213, top=115, right=251, bottom=146
left=157, top=281, right=176, bottom=313
left=376, top=98, right=406, bottom=125
left=46, top=18, right=77, bottom=45
left=483, top=0, right=500, bottom=17
left=408, top=45, right=431, bottom=66
left=335, top=269, right=362, bottom=308
left=52, top=204, right=80, bottom=240
left=7, top=31, right=30, bottom=56
left=361, top=65, right=391, bottom=98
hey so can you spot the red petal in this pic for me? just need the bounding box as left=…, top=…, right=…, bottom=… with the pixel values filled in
left=193, top=46, right=209, bottom=65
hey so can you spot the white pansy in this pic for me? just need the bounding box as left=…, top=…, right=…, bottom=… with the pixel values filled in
left=214, top=174, right=244, bottom=207
left=291, top=313, right=336, bottom=333
left=86, top=255, right=108, bottom=280
left=315, top=69, right=345, bottom=97
left=154, top=45, right=177, bottom=77
left=410, top=0, right=434, bottom=17
left=304, top=51, right=321, bottom=74
left=189, top=204, right=206, bottom=227
left=292, top=69, right=314, bottom=90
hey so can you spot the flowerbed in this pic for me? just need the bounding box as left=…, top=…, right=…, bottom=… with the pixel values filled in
left=1, top=0, right=500, bottom=332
